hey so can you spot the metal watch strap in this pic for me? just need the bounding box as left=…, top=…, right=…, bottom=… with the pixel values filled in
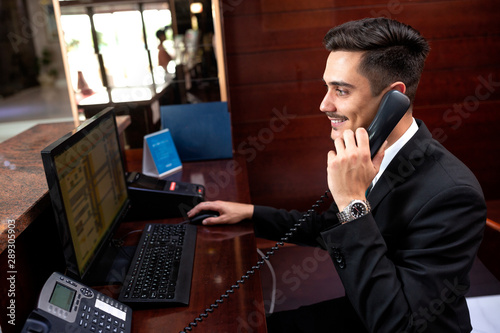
left=337, top=200, right=371, bottom=224
left=337, top=210, right=351, bottom=224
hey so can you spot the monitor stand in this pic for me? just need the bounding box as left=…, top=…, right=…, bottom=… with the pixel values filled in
left=83, top=244, right=136, bottom=286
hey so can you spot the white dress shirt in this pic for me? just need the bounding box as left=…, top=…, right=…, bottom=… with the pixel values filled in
left=370, top=118, right=419, bottom=189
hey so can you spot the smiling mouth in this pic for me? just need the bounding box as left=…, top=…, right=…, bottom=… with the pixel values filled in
left=327, top=115, right=348, bottom=127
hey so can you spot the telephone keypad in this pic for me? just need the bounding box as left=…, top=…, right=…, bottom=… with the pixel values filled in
left=78, top=305, right=126, bottom=333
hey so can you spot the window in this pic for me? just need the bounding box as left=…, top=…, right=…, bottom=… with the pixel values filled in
left=60, top=3, right=173, bottom=93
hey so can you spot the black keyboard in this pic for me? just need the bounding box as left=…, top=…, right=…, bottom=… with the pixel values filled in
left=118, top=223, right=197, bottom=307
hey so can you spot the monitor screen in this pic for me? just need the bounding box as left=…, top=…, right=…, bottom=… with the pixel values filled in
left=42, top=108, right=129, bottom=280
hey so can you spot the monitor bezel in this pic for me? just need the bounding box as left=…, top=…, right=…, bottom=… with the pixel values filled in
left=41, top=108, right=130, bottom=281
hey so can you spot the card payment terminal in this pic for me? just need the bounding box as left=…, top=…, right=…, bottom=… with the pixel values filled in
left=21, top=272, right=132, bottom=333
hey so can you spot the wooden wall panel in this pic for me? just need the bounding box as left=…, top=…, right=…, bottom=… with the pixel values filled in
left=223, top=0, right=395, bottom=16
left=232, top=117, right=332, bottom=210
left=222, top=0, right=500, bottom=210
left=414, top=102, right=500, bottom=201
left=227, top=48, right=325, bottom=87
left=227, top=36, right=500, bottom=89
left=224, top=1, right=500, bottom=54
left=418, top=68, right=500, bottom=106
left=229, top=81, right=325, bottom=123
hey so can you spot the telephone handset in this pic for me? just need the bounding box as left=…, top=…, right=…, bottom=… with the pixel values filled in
left=368, top=89, right=411, bottom=158
left=178, top=90, right=411, bottom=333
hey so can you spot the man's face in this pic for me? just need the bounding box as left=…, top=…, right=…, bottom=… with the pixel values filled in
left=320, top=51, right=384, bottom=142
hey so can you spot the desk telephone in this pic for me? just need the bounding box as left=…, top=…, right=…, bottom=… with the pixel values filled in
left=178, top=90, right=411, bottom=332
left=21, top=272, right=132, bottom=333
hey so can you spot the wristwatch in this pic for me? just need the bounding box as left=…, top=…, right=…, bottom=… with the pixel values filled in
left=337, top=200, right=371, bottom=224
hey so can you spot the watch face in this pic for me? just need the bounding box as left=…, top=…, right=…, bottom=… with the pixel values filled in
left=350, top=201, right=368, bottom=218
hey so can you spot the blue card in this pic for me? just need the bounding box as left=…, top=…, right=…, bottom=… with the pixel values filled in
left=143, top=128, right=182, bottom=178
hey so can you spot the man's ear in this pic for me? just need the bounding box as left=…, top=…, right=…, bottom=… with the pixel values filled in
left=389, top=81, right=406, bottom=94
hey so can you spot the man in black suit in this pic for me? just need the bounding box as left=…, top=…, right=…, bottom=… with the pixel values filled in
left=187, top=18, right=486, bottom=332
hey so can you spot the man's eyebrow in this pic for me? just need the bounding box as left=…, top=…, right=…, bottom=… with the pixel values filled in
left=323, top=80, right=356, bottom=89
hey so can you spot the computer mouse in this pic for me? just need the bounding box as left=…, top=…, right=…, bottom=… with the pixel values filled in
left=188, top=210, right=219, bottom=225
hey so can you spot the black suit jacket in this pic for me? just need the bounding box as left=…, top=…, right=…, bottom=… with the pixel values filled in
left=252, top=120, right=486, bottom=332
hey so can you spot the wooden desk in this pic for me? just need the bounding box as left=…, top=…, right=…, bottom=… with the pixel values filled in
left=112, top=150, right=267, bottom=332
left=0, top=116, right=130, bottom=254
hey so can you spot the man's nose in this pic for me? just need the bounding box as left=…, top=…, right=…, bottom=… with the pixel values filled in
left=320, top=93, right=335, bottom=113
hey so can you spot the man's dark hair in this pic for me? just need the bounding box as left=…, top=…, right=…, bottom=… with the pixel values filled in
left=323, top=17, right=430, bottom=102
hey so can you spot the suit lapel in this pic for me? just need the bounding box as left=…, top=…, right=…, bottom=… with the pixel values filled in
left=368, top=120, right=435, bottom=208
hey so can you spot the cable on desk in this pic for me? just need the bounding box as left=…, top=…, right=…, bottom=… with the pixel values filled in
left=256, top=247, right=277, bottom=314
left=111, top=229, right=143, bottom=260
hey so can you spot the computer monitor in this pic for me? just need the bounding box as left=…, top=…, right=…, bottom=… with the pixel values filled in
left=41, top=108, right=130, bottom=281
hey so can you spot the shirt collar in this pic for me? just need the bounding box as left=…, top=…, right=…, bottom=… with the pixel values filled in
left=371, top=118, right=419, bottom=188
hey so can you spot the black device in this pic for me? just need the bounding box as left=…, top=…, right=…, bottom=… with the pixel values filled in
left=21, top=272, right=132, bottom=333
left=41, top=108, right=204, bottom=285
left=125, top=171, right=205, bottom=221
left=177, top=90, right=411, bottom=332
left=117, top=223, right=197, bottom=306
left=367, top=89, right=410, bottom=158
left=185, top=210, right=220, bottom=225
left=41, top=108, right=132, bottom=283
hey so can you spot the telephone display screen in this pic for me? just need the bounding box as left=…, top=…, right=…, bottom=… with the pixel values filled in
left=49, top=283, right=76, bottom=312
